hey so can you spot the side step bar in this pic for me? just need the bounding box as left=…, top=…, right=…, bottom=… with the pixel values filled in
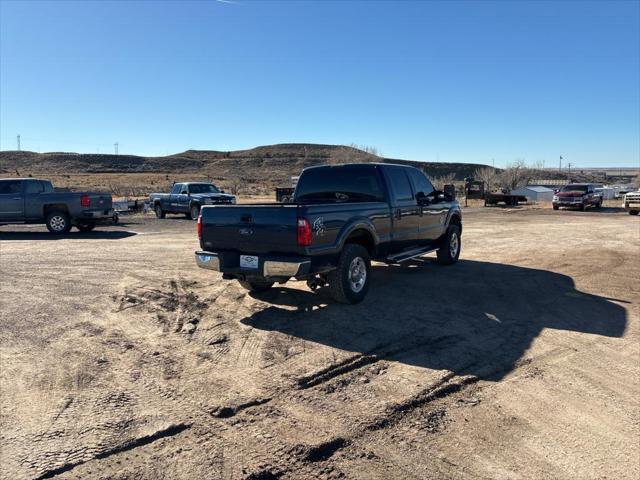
left=385, top=245, right=439, bottom=264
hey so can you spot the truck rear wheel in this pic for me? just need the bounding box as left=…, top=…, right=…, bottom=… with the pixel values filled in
left=437, top=225, right=461, bottom=265
left=553, top=205, right=559, bottom=210
left=46, top=211, right=72, bottom=234
left=328, top=244, right=371, bottom=304
left=238, top=279, right=274, bottom=293
left=154, top=204, right=166, bottom=219
left=630, top=210, right=639, bottom=216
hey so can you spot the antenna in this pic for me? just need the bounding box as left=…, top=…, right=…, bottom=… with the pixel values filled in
left=17, top=134, right=21, bottom=151
left=114, top=142, right=119, bottom=155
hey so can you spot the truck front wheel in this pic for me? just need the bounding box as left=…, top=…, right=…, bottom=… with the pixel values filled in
left=154, top=204, right=166, bottom=219
left=46, top=211, right=72, bottom=234
left=328, top=244, right=371, bottom=304
left=437, top=225, right=461, bottom=265
left=238, top=279, right=275, bottom=293
left=189, top=204, right=200, bottom=220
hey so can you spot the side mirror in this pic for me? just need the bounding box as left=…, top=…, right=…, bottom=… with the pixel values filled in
left=416, top=191, right=429, bottom=205
left=221, top=190, right=226, bottom=194
left=444, top=184, right=456, bottom=200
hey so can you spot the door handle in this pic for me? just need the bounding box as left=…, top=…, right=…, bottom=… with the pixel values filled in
left=394, top=208, right=402, bottom=220
left=12, top=197, right=21, bottom=200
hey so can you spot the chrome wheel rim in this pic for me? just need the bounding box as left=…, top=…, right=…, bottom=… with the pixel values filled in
left=348, top=256, right=367, bottom=293
left=50, top=216, right=66, bottom=231
left=449, top=232, right=459, bottom=258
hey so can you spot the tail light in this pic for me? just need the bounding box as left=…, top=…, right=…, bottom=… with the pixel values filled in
left=297, top=217, right=312, bottom=246
left=197, top=214, right=202, bottom=240
left=80, top=195, right=90, bottom=207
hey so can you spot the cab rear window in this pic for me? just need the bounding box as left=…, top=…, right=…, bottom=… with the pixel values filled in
left=294, top=165, right=385, bottom=203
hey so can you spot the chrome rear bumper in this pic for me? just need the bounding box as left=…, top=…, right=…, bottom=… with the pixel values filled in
left=195, top=251, right=310, bottom=278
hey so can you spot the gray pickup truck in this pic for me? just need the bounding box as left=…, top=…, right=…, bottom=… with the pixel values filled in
left=149, top=182, right=236, bottom=220
left=0, top=178, right=114, bottom=233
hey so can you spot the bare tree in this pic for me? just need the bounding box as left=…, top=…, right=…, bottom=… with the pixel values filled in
left=498, top=159, right=532, bottom=191
left=473, top=167, right=498, bottom=192
left=431, top=173, right=456, bottom=190
left=349, top=143, right=379, bottom=157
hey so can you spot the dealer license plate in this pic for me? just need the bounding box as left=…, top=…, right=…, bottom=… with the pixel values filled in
left=240, top=255, right=259, bottom=269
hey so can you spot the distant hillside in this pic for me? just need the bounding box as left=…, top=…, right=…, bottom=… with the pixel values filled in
left=0, top=144, right=493, bottom=195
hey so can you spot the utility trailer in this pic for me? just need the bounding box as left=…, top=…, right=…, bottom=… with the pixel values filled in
left=484, top=192, right=527, bottom=206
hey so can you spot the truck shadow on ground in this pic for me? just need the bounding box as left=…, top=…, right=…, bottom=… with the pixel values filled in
left=0, top=230, right=137, bottom=240
left=241, top=259, right=627, bottom=381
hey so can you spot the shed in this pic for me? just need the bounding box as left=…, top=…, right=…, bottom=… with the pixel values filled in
left=511, top=186, right=555, bottom=202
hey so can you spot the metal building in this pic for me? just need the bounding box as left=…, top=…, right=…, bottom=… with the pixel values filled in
left=511, top=186, right=555, bottom=202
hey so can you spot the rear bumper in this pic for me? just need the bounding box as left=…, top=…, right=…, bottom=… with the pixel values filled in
left=195, top=250, right=311, bottom=279
left=75, top=209, right=115, bottom=224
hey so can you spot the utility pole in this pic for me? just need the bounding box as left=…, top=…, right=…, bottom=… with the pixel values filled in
left=114, top=142, right=119, bottom=155
left=559, top=155, right=563, bottom=173
left=17, top=134, right=20, bottom=151
left=568, top=162, right=572, bottom=179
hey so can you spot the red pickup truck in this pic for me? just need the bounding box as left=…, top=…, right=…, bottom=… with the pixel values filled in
left=552, top=184, right=603, bottom=211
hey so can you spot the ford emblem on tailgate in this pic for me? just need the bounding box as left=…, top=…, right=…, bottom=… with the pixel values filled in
left=239, top=228, right=253, bottom=236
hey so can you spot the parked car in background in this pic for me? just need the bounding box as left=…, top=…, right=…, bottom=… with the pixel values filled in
left=623, top=191, right=640, bottom=215
left=552, top=184, right=603, bottom=211
left=0, top=178, right=114, bottom=233
left=149, top=182, right=236, bottom=220
left=196, top=163, right=462, bottom=304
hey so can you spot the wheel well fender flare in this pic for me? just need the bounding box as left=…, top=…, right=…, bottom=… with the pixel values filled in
left=337, top=219, right=379, bottom=255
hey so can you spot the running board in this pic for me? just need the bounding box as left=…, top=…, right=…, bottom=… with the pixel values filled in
left=385, top=245, right=438, bottom=264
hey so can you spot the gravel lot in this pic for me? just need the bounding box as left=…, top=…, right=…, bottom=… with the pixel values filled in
left=1, top=206, right=638, bottom=480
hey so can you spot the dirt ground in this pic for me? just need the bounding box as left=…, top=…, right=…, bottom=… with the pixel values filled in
left=1, top=206, right=638, bottom=480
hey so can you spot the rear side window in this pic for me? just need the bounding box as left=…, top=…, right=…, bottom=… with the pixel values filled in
left=0, top=180, right=22, bottom=194
left=294, top=165, right=385, bottom=203
left=25, top=181, right=45, bottom=194
left=386, top=167, right=413, bottom=201
left=408, top=169, right=435, bottom=196
left=171, top=184, right=182, bottom=194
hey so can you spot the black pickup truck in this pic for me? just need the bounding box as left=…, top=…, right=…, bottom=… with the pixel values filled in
left=0, top=178, right=114, bottom=233
left=195, top=163, right=462, bottom=303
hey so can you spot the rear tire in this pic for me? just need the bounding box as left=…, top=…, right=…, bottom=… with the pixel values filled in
left=553, top=205, right=559, bottom=210
left=437, top=225, right=461, bottom=265
left=76, top=223, right=96, bottom=232
left=154, top=204, right=166, bottom=219
left=630, top=210, right=639, bottom=216
left=238, top=279, right=274, bottom=293
left=327, top=244, right=371, bottom=304
left=46, top=211, right=71, bottom=234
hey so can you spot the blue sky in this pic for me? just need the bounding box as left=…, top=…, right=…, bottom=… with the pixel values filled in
left=1, top=0, right=638, bottom=167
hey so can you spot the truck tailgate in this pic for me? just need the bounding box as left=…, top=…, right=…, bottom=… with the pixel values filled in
left=200, top=204, right=299, bottom=254
left=86, top=192, right=112, bottom=210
